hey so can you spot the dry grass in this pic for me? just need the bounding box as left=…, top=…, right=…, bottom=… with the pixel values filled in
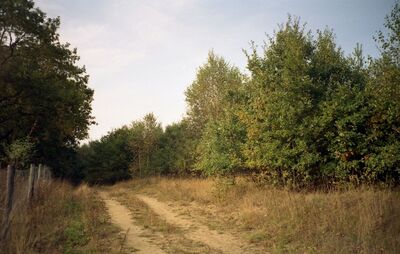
left=111, top=176, right=400, bottom=254
left=107, top=188, right=220, bottom=254
left=0, top=170, right=122, bottom=254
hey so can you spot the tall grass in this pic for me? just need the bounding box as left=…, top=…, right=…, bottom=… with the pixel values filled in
left=113, top=177, right=400, bottom=253
left=0, top=170, right=121, bottom=254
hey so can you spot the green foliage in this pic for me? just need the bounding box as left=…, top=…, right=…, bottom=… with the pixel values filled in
left=0, top=0, right=94, bottom=178
left=156, top=121, right=195, bottom=175
left=63, top=220, right=88, bottom=253
left=243, top=18, right=317, bottom=183
left=79, top=114, right=162, bottom=184
left=79, top=127, right=132, bottom=184
left=78, top=3, right=400, bottom=186
left=196, top=114, right=246, bottom=176
left=192, top=9, right=400, bottom=185
left=128, top=113, right=163, bottom=176
left=5, top=138, right=35, bottom=165
left=184, top=51, right=246, bottom=175
left=363, top=2, right=400, bottom=183
left=185, top=51, right=244, bottom=134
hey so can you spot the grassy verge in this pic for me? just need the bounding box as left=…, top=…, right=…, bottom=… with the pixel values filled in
left=110, top=177, right=400, bottom=254
left=0, top=172, right=122, bottom=254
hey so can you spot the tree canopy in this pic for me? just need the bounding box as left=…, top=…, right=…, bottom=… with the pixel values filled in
left=0, top=0, right=94, bottom=178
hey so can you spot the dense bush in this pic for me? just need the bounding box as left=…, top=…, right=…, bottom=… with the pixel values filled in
left=79, top=127, right=132, bottom=184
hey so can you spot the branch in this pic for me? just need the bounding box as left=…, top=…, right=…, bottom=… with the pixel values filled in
left=0, top=32, right=26, bottom=69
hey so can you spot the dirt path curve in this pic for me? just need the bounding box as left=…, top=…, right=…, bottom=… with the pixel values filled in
left=99, top=192, right=165, bottom=254
left=136, top=194, right=249, bottom=254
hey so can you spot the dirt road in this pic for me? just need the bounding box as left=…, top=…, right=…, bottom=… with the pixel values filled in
left=99, top=192, right=165, bottom=254
left=100, top=191, right=261, bottom=254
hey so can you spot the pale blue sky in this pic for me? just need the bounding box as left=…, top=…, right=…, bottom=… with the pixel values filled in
left=35, top=0, right=395, bottom=140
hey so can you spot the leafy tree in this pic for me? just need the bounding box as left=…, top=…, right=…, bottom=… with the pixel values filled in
left=185, top=51, right=244, bottom=135
left=128, top=113, right=163, bottom=175
left=363, top=2, right=400, bottom=183
left=195, top=77, right=247, bottom=175
left=79, top=127, right=132, bottom=184
left=185, top=51, right=245, bottom=174
left=0, top=0, right=94, bottom=178
left=241, top=18, right=375, bottom=185
left=242, top=18, right=319, bottom=184
left=156, top=120, right=195, bottom=175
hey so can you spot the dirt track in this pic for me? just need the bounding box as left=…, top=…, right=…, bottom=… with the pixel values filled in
left=136, top=194, right=247, bottom=254
left=100, top=192, right=165, bottom=254
left=100, top=191, right=261, bottom=254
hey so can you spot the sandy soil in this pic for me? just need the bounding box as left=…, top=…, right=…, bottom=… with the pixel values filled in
left=100, top=190, right=262, bottom=254
left=136, top=194, right=249, bottom=254
left=99, top=192, right=166, bottom=254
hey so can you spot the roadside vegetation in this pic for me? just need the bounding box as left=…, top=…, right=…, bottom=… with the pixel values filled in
left=0, top=171, right=123, bottom=253
left=107, top=177, right=400, bottom=253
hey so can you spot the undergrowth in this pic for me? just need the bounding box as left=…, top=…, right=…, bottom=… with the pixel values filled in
left=0, top=172, right=121, bottom=254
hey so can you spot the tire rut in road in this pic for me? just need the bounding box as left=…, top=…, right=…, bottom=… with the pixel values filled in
left=136, top=194, right=253, bottom=254
left=100, top=192, right=166, bottom=254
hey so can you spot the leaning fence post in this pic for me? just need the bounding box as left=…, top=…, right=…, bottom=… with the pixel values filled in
left=0, top=165, right=16, bottom=241
left=27, top=164, right=36, bottom=201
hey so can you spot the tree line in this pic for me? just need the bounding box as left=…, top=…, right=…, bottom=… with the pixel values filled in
left=1, top=0, right=399, bottom=187
left=80, top=3, right=400, bottom=186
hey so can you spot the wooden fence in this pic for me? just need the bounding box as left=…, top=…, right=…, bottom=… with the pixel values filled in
left=0, top=164, right=52, bottom=241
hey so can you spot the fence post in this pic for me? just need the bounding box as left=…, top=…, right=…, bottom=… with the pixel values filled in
left=37, top=164, right=43, bottom=182
left=27, top=164, right=36, bottom=201
left=0, top=165, right=16, bottom=241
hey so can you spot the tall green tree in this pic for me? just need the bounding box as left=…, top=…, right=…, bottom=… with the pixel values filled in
left=128, top=113, right=163, bottom=175
left=185, top=51, right=245, bottom=173
left=185, top=51, right=244, bottom=135
left=243, top=18, right=317, bottom=184
left=0, top=0, right=94, bottom=178
left=363, top=2, right=400, bottom=182
left=242, top=18, right=372, bottom=185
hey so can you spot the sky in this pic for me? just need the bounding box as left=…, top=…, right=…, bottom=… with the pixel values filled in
left=35, top=0, right=396, bottom=141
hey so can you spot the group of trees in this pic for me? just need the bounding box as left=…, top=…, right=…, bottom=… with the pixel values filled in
left=0, top=0, right=94, bottom=179
left=192, top=7, right=399, bottom=186
left=79, top=114, right=196, bottom=184
left=5, top=0, right=397, bottom=186
left=81, top=3, right=400, bottom=186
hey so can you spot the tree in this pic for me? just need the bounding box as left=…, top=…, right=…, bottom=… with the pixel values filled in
left=0, top=0, right=94, bottom=178
left=241, top=17, right=374, bottom=185
left=185, top=51, right=244, bottom=135
left=185, top=51, right=245, bottom=174
left=156, top=120, right=195, bottom=175
left=79, top=127, right=132, bottom=184
left=242, top=18, right=318, bottom=184
left=128, top=113, right=163, bottom=175
left=362, top=2, right=400, bottom=183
